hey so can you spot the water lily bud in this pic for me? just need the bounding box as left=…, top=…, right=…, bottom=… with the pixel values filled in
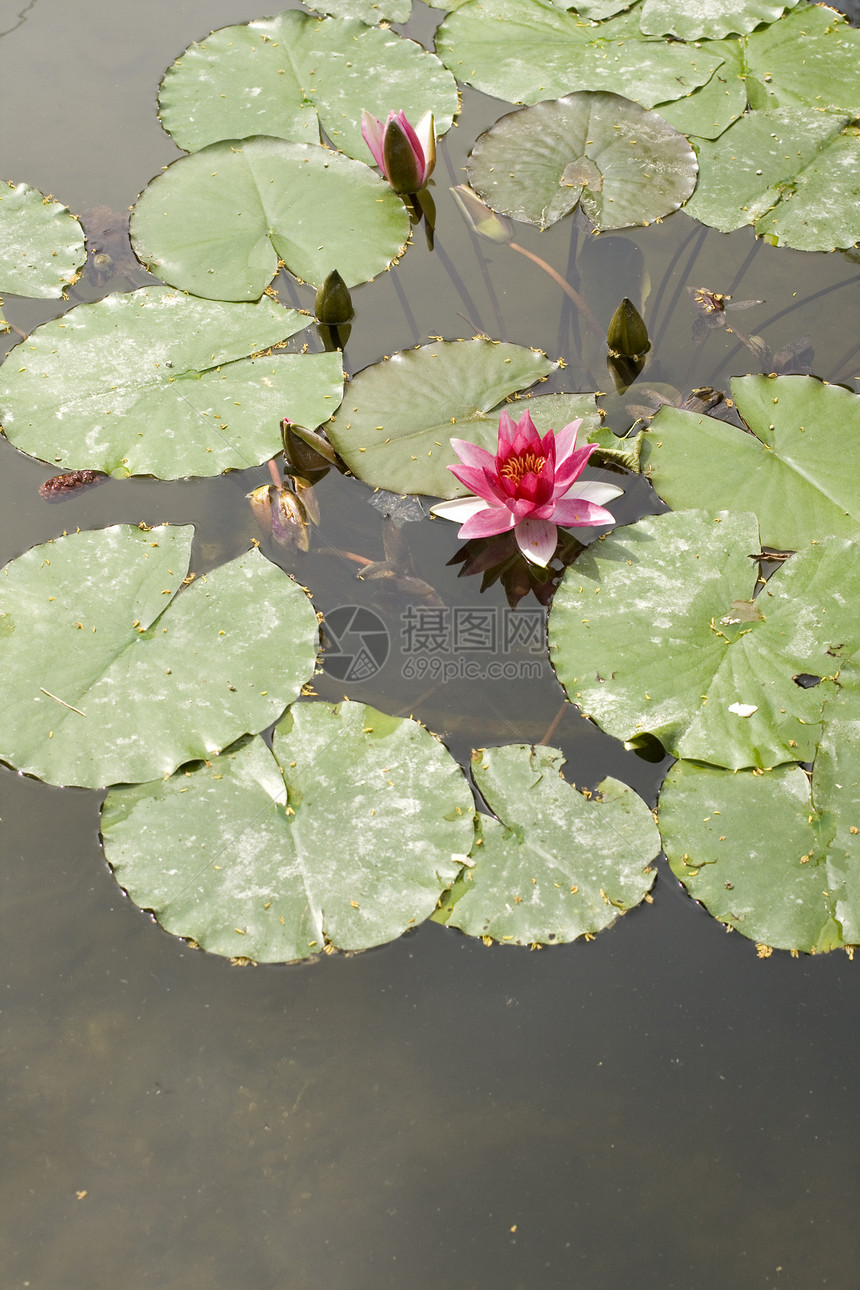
left=272, top=487, right=312, bottom=552
left=383, top=119, right=425, bottom=195
left=247, top=484, right=277, bottom=540
left=450, top=185, right=513, bottom=244
left=607, top=297, right=651, bottom=358
left=361, top=109, right=435, bottom=195
left=314, top=270, right=354, bottom=326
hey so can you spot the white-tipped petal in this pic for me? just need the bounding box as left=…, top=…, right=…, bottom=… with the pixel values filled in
left=561, top=480, right=625, bottom=505
left=415, top=111, right=436, bottom=180
left=430, top=496, right=488, bottom=523
left=514, top=518, right=557, bottom=566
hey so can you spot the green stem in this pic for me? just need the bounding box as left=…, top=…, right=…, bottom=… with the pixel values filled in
left=508, top=241, right=604, bottom=342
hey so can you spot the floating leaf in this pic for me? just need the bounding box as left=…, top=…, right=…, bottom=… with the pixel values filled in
left=130, top=137, right=410, bottom=300
left=655, top=39, right=746, bottom=140
left=325, top=341, right=599, bottom=497
left=467, top=94, right=696, bottom=232
left=158, top=13, right=455, bottom=160
left=0, top=526, right=319, bottom=788
left=742, top=6, right=860, bottom=117
left=101, top=701, right=475, bottom=961
left=0, top=181, right=86, bottom=298
left=436, top=0, right=724, bottom=109
left=548, top=509, right=860, bottom=770
left=639, top=0, right=801, bottom=41
left=0, top=287, right=342, bottom=478
left=684, top=107, right=860, bottom=251
left=306, top=0, right=411, bottom=21
left=642, top=375, right=860, bottom=550
left=435, top=744, right=659, bottom=945
left=659, top=667, right=860, bottom=953
left=567, top=0, right=632, bottom=17
left=658, top=9, right=860, bottom=141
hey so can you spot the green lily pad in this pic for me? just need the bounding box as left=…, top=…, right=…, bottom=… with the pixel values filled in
left=684, top=107, right=860, bottom=251
left=642, top=375, right=860, bottom=550
left=659, top=666, right=860, bottom=953
left=307, top=0, right=411, bottom=21
left=101, top=701, right=475, bottom=962
left=658, top=8, right=860, bottom=141
left=325, top=341, right=596, bottom=497
left=639, top=0, right=800, bottom=41
left=130, top=137, right=410, bottom=300
left=436, top=0, right=724, bottom=109
left=0, top=181, right=86, bottom=298
left=743, top=5, right=860, bottom=117
left=569, top=0, right=633, bottom=18
left=548, top=509, right=860, bottom=770
left=655, top=39, right=747, bottom=140
left=468, top=93, right=697, bottom=231
left=158, top=12, right=455, bottom=160
left=0, top=526, right=319, bottom=788
left=434, top=744, right=659, bottom=945
left=0, top=287, right=342, bottom=478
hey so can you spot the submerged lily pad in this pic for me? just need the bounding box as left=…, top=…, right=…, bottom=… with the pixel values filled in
left=0, top=287, right=342, bottom=478
left=640, top=0, right=800, bottom=41
left=130, top=137, right=410, bottom=300
left=101, top=701, right=475, bottom=962
left=548, top=509, right=860, bottom=770
left=0, top=181, right=86, bottom=298
left=468, top=93, right=697, bottom=231
left=435, top=744, right=659, bottom=945
left=684, top=107, right=860, bottom=251
left=0, top=526, right=319, bottom=788
left=642, top=375, right=860, bottom=550
left=158, top=12, right=455, bottom=160
left=436, top=0, right=724, bottom=109
left=325, top=341, right=596, bottom=497
left=659, top=667, right=860, bottom=953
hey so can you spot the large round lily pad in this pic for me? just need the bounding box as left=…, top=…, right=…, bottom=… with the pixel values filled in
left=435, top=744, right=659, bottom=945
left=308, top=0, right=411, bottom=21
left=548, top=510, right=860, bottom=770
left=436, top=0, right=724, bottom=109
left=326, top=340, right=575, bottom=495
left=130, top=137, right=410, bottom=300
left=468, top=93, right=697, bottom=231
left=0, top=287, right=342, bottom=478
left=639, top=0, right=801, bottom=41
left=684, top=107, right=860, bottom=252
left=158, top=12, right=454, bottom=160
left=659, top=665, right=860, bottom=954
left=101, top=701, right=475, bottom=962
left=0, top=526, right=319, bottom=787
left=642, top=375, right=860, bottom=550
left=658, top=7, right=860, bottom=142
left=0, top=180, right=86, bottom=298
left=325, top=340, right=591, bottom=497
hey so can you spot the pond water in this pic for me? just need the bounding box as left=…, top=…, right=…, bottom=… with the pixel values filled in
left=2, top=0, right=860, bottom=1285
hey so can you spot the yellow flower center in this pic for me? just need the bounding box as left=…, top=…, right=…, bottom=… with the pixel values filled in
left=499, top=451, right=546, bottom=485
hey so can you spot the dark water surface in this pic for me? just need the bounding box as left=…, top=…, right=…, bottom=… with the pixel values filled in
left=2, top=1, right=859, bottom=1286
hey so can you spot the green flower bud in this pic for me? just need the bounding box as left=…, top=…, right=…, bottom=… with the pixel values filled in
left=314, top=270, right=354, bottom=326
left=607, top=298, right=651, bottom=359
left=450, top=185, right=514, bottom=244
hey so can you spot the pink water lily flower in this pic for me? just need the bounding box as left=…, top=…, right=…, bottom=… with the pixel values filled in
left=360, top=109, right=436, bottom=195
left=431, top=410, right=623, bottom=567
